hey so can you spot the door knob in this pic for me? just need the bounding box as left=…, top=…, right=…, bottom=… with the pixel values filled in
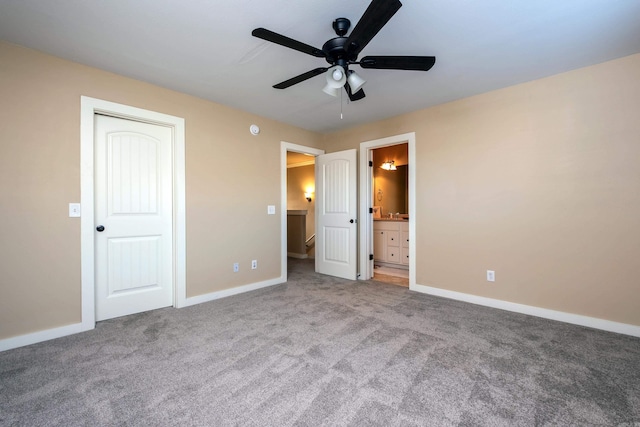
left=96, top=225, right=105, bottom=232
left=349, top=219, right=354, bottom=223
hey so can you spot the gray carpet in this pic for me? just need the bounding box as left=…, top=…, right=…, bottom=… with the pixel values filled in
left=1, top=258, right=639, bottom=426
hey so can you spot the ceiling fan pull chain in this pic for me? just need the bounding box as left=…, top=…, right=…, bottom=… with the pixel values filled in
left=341, top=90, right=344, bottom=120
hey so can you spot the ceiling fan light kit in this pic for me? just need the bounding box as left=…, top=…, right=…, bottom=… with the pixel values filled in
left=331, top=68, right=344, bottom=81
left=322, top=84, right=341, bottom=97
left=323, top=65, right=347, bottom=97
left=252, top=0, right=435, bottom=102
left=347, top=70, right=367, bottom=93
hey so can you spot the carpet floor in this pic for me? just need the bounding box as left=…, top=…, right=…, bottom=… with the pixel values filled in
left=1, top=258, right=639, bottom=426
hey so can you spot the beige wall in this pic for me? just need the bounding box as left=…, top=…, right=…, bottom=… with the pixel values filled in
left=2, top=39, right=639, bottom=342
left=0, top=41, right=322, bottom=340
left=323, top=53, right=640, bottom=326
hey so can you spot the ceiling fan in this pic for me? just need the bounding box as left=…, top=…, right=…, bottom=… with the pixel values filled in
left=252, top=0, right=436, bottom=101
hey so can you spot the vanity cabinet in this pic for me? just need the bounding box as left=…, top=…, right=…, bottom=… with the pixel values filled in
left=373, top=229, right=387, bottom=262
left=373, top=220, right=409, bottom=266
left=401, top=229, right=410, bottom=265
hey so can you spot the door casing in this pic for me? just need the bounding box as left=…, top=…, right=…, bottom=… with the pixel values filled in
left=80, top=96, right=186, bottom=331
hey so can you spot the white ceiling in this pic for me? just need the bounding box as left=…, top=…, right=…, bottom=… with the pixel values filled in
left=2, top=0, right=639, bottom=133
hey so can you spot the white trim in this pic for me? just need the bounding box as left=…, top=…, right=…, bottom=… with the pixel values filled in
left=287, top=160, right=315, bottom=168
left=80, top=96, right=186, bottom=333
left=0, top=323, right=83, bottom=352
left=280, top=142, right=324, bottom=282
left=359, top=133, right=416, bottom=287
left=412, top=283, right=640, bottom=338
left=182, top=278, right=285, bottom=307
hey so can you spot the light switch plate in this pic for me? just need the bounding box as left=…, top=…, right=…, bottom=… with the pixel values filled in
left=267, top=205, right=276, bottom=215
left=69, top=203, right=81, bottom=217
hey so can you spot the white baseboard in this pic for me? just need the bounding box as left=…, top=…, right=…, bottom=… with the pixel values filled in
left=0, top=322, right=83, bottom=352
left=183, top=276, right=285, bottom=307
left=411, top=283, right=640, bottom=338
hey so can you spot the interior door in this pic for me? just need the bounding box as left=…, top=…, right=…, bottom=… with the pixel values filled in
left=94, top=114, right=173, bottom=321
left=315, top=149, right=357, bottom=280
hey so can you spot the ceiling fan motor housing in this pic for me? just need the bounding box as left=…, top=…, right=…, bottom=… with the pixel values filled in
left=322, top=37, right=356, bottom=69
left=324, top=17, right=357, bottom=70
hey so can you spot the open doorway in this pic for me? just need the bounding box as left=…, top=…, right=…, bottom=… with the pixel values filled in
left=371, top=143, right=409, bottom=287
left=359, top=132, right=416, bottom=289
left=286, top=151, right=316, bottom=260
left=280, top=142, right=324, bottom=280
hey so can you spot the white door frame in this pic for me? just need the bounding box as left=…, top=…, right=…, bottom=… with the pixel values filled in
left=280, top=141, right=324, bottom=281
left=80, top=96, right=186, bottom=331
left=359, top=132, right=416, bottom=287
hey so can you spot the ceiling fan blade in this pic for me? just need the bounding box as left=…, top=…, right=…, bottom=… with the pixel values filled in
left=252, top=28, right=326, bottom=58
left=345, top=83, right=366, bottom=101
left=273, top=67, right=328, bottom=89
left=359, top=55, right=436, bottom=71
left=345, top=0, right=402, bottom=56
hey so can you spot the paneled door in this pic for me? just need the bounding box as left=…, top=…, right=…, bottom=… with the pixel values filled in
left=94, top=114, right=173, bottom=321
left=315, top=149, right=357, bottom=280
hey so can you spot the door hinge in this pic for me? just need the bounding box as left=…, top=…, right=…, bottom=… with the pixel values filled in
left=369, top=160, right=373, bottom=167
left=369, top=207, right=373, bottom=214
left=369, top=254, right=374, bottom=261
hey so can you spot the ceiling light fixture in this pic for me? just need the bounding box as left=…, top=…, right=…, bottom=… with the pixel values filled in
left=322, top=65, right=347, bottom=97
left=347, top=70, right=366, bottom=93
left=380, top=160, right=397, bottom=171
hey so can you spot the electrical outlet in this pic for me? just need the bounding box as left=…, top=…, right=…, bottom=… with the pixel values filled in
left=251, top=260, right=257, bottom=270
left=233, top=263, right=239, bottom=273
left=487, top=270, right=495, bottom=282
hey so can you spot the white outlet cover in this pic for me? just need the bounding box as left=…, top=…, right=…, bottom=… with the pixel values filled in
left=267, top=205, right=276, bottom=215
left=69, top=203, right=81, bottom=217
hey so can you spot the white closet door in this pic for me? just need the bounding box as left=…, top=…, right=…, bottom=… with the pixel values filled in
left=94, top=114, right=173, bottom=321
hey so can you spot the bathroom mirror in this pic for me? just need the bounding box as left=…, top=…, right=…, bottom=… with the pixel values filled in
left=372, top=143, right=409, bottom=217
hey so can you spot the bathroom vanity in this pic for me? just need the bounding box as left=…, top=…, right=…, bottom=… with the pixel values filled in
left=373, top=219, right=409, bottom=267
